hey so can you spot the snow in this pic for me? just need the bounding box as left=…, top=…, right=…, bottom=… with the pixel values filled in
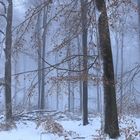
left=0, top=115, right=140, bottom=140
left=59, top=118, right=101, bottom=140
left=0, top=121, right=40, bottom=140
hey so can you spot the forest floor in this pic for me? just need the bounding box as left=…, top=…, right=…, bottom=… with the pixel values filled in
left=0, top=112, right=140, bottom=140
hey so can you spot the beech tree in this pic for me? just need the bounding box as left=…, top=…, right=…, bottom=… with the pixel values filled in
left=81, top=0, right=88, bottom=125
left=95, top=0, right=120, bottom=138
left=4, top=0, right=13, bottom=121
left=138, top=0, right=140, bottom=55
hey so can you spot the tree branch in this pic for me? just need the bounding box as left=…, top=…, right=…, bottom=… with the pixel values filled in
left=0, top=1, right=6, bottom=14
left=0, top=14, right=7, bottom=21
left=0, top=29, right=5, bottom=36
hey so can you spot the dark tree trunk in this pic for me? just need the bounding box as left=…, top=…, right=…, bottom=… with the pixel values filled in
left=5, top=0, right=13, bottom=121
left=81, top=0, right=88, bottom=125
left=138, top=0, right=140, bottom=55
left=95, top=0, right=119, bottom=138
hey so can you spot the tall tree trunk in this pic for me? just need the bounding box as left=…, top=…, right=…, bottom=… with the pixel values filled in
left=138, top=0, right=140, bottom=55
left=95, top=0, right=119, bottom=138
left=40, top=7, right=48, bottom=109
left=94, top=1, right=101, bottom=113
left=5, top=0, right=13, bottom=121
left=115, top=32, right=119, bottom=79
left=77, top=36, right=82, bottom=113
left=35, top=12, right=42, bottom=109
left=120, top=31, right=124, bottom=114
left=67, top=44, right=74, bottom=112
left=67, top=45, right=71, bottom=112
left=81, top=0, right=88, bottom=125
left=56, top=53, right=59, bottom=110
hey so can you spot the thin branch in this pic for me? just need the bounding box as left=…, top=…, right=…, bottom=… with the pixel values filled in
left=0, top=29, right=5, bottom=36
left=0, top=13, right=7, bottom=20
left=41, top=55, right=98, bottom=72
left=12, top=0, right=53, bottom=32
left=0, top=1, right=6, bottom=14
left=13, top=0, right=76, bottom=38
left=0, top=55, right=99, bottom=78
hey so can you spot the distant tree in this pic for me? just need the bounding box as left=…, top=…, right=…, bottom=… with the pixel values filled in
left=40, top=6, right=48, bottom=109
left=95, top=0, right=120, bottom=138
left=31, top=0, right=51, bottom=110
left=35, top=11, right=42, bottom=109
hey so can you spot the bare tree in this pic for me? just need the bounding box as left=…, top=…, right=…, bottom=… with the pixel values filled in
left=35, top=11, right=42, bottom=109
left=33, top=0, right=51, bottom=110
left=4, top=0, right=13, bottom=121
left=81, top=0, right=88, bottom=125
left=138, top=0, right=140, bottom=56
left=95, top=0, right=119, bottom=138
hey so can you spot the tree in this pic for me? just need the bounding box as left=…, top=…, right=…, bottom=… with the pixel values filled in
left=33, top=0, right=51, bottom=110
left=138, top=0, right=140, bottom=55
left=4, top=0, right=13, bottom=121
left=35, top=11, right=42, bottom=109
left=81, top=0, right=88, bottom=125
left=40, top=6, right=48, bottom=110
left=95, top=0, right=119, bottom=138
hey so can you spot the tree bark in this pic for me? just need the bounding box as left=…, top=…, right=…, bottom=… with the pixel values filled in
left=35, top=11, right=42, bottom=109
left=5, top=0, right=13, bottom=121
left=67, top=44, right=72, bottom=112
left=40, top=7, right=48, bottom=109
left=77, top=36, right=82, bottom=113
left=95, top=0, right=119, bottom=138
left=138, top=0, right=140, bottom=56
left=81, top=0, right=88, bottom=125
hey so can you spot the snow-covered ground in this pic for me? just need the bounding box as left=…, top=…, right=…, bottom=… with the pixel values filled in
left=0, top=113, right=140, bottom=140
